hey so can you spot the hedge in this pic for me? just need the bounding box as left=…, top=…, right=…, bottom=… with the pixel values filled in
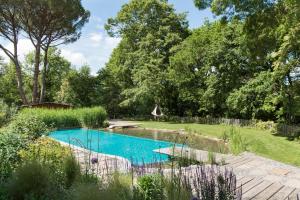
left=16, top=107, right=107, bottom=129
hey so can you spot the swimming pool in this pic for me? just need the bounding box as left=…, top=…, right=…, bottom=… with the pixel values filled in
left=49, top=129, right=175, bottom=165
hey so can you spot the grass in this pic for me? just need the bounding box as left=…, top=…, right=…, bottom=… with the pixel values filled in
left=113, top=127, right=229, bottom=153
left=133, top=121, right=300, bottom=166
left=17, top=107, right=107, bottom=129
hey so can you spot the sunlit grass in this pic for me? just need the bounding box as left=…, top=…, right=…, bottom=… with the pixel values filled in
left=134, top=121, right=300, bottom=166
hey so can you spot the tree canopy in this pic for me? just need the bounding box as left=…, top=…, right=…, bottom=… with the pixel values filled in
left=0, top=0, right=299, bottom=123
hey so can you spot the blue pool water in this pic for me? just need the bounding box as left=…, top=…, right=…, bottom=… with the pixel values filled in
left=49, top=129, right=175, bottom=165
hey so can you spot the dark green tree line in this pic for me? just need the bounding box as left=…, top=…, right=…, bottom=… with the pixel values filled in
left=98, top=0, right=300, bottom=122
left=103, top=0, right=189, bottom=116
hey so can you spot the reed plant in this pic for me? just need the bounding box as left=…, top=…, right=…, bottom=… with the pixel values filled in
left=15, top=107, right=107, bottom=129
left=224, top=127, right=246, bottom=155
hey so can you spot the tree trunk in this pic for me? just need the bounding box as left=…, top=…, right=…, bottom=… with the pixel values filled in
left=39, top=47, right=49, bottom=103
left=32, top=41, right=41, bottom=103
left=13, top=39, right=28, bottom=105
left=14, top=60, right=28, bottom=105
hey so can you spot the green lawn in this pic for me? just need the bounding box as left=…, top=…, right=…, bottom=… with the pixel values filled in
left=133, top=121, right=300, bottom=167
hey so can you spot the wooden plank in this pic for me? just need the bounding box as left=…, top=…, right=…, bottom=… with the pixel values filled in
left=227, top=157, right=250, bottom=165
left=252, top=183, right=283, bottom=200
left=225, top=156, right=244, bottom=163
left=236, top=160, right=262, bottom=169
left=237, top=176, right=245, bottom=181
left=241, top=178, right=264, bottom=194
left=232, top=158, right=255, bottom=168
left=269, top=186, right=295, bottom=200
left=242, top=181, right=273, bottom=199
left=237, top=177, right=255, bottom=188
left=287, top=188, right=300, bottom=200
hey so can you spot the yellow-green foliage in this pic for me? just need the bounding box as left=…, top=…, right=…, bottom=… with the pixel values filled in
left=255, top=120, right=276, bottom=132
left=17, top=107, right=107, bottom=129
left=0, top=112, right=5, bottom=127
left=19, top=137, right=72, bottom=174
left=226, top=127, right=246, bottom=155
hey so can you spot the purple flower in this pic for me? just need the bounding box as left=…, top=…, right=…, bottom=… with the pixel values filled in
left=191, top=197, right=199, bottom=200
left=91, top=157, right=98, bottom=164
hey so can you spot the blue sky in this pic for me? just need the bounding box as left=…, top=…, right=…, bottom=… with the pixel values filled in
left=0, top=0, right=216, bottom=74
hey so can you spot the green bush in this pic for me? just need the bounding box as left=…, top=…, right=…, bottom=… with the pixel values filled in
left=100, top=173, right=133, bottom=200
left=208, top=151, right=217, bottom=165
left=164, top=176, right=192, bottom=200
left=19, top=137, right=72, bottom=183
left=17, top=107, right=107, bottom=129
left=226, top=127, right=247, bottom=155
left=255, top=120, right=276, bottom=132
left=0, top=101, right=18, bottom=127
left=71, top=183, right=103, bottom=200
left=6, top=161, right=57, bottom=200
left=0, top=112, right=5, bottom=127
left=7, top=115, right=49, bottom=139
left=136, top=174, right=165, bottom=200
left=0, top=132, right=29, bottom=181
left=70, top=173, right=132, bottom=200
left=64, top=155, right=81, bottom=188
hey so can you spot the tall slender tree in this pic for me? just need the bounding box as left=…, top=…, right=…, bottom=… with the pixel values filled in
left=0, top=0, right=28, bottom=104
left=20, top=0, right=90, bottom=103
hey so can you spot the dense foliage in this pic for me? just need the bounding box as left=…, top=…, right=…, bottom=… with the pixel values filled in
left=102, top=0, right=189, bottom=116
left=19, top=137, right=72, bottom=182
left=94, top=0, right=300, bottom=123
left=0, top=132, right=29, bottom=181
left=1, top=0, right=299, bottom=123
left=17, top=107, right=107, bottom=129
left=0, top=0, right=90, bottom=105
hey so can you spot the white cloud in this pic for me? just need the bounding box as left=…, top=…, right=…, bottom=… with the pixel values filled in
left=89, top=32, right=103, bottom=43
left=0, top=38, right=34, bottom=62
left=104, top=36, right=121, bottom=47
left=60, top=49, right=87, bottom=67
left=60, top=31, right=121, bottom=74
left=0, top=14, right=121, bottom=75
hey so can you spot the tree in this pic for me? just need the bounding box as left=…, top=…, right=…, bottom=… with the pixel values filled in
left=56, top=66, right=97, bottom=107
left=194, top=0, right=300, bottom=122
left=226, top=71, right=279, bottom=120
left=105, top=0, right=189, bottom=115
left=23, top=48, right=72, bottom=102
left=20, top=0, right=90, bottom=103
left=96, top=67, right=124, bottom=118
left=169, top=20, right=254, bottom=116
left=0, top=62, right=31, bottom=106
left=0, top=0, right=28, bottom=104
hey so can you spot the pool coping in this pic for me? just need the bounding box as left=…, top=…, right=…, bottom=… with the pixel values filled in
left=48, top=137, right=132, bottom=167
left=49, top=129, right=178, bottom=165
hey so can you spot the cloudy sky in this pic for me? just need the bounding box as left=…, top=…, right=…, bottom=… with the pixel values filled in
left=0, top=0, right=215, bottom=74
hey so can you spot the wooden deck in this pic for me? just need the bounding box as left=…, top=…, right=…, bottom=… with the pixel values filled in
left=157, top=147, right=300, bottom=200
left=108, top=120, right=141, bottom=129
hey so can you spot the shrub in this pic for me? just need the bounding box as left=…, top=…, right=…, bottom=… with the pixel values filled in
left=71, top=183, right=103, bottom=200
left=0, top=132, right=29, bottom=181
left=0, top=101, right=17, bottom=127
left=208, top=151, right=217, bottom=165
left=7, top=115, right=49, bottom=139
left=164, top=176, right=192, bottom=200
left=226, top=127, right=246, bottom=155
left=71, top=173, right=132, bottom=200
left=64, top=155, right=81, bottom=188
left=136, top=174, right=165, bottom=200
left=101, top=173, right=133, bottom=200
left=0, top=112, right=5, bottom=128
left=17, top=107, right=107, bottom=129
left=6, top=161, right=56, bottom=200
left=19, top=137, right=72, bottom=183
left=192, top=166, right=240, bottom=200
left=255, top=120, right=276, bottom=132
